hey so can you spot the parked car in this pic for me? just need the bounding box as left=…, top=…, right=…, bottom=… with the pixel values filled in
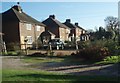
left=48, top=38, right=64, bottom=50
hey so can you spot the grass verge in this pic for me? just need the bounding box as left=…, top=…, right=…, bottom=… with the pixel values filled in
left=2, top=69, right=119, bottom=82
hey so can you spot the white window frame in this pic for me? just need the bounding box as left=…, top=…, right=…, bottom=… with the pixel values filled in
left=26, top=24, right=32, bottom=30
left=36, top=25, right=41, bottom=31
left=26, top=36, right=32, bottom=44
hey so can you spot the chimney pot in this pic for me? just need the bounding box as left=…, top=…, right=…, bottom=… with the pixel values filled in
left=12, top=5, right=22, bottom=12
left=75, top=23, right=78, bottom=26
left=49, top=15, right=55, bottom=19
left=66, top=19, right=71, bottom=23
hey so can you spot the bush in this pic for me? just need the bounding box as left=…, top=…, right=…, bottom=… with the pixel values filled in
left=103, top=56, right=119, bottom=63
left=56, top=52, right=64, bottom=57
left=2, top=51, right=25, bottom=56
left=104, top=40, right=119, bottom=56
left=77, top=41, right=91, bottom=49
left=75, top=46, right=109, bottom=61
left=7, top=42, right=20, bottom=51
left=27, top=52, right=46, bottom=57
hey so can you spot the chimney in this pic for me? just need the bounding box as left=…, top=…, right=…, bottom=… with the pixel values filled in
left=12, top=5, right=22, bottom=13
left=75, top=23, right=78, bottom=26
left=66, top=19, right=71, bottom=23
left=49, top=15, right=55, bottom=19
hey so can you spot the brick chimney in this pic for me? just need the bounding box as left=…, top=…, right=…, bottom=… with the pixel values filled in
left=49, top=15, right=55, bottom=19
left=75, top=23, right=78, bottom=26
left=12, top=5, right=22, bottom=13
left=66, top=19, right=71, bottom=23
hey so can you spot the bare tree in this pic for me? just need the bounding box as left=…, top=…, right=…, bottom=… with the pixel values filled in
left=104, top=16, right=119, bottom=41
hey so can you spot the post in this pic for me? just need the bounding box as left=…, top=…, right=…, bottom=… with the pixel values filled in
left=75, top=38, right=79, bottom=54
left=25, top=43, right=27, bottom=55
left=57, top=45, right=59, bottom=50
left=49, top=43, right=52, bottom=51
left=75, top=38, right=78, bottom=49
left=24, top=37, right=28, bottom=55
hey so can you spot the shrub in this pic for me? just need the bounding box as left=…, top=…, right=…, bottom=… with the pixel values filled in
left=104, top=40, right=119, bottom=56
left=27, top=52, right=46, bottom=57
left=103, top=56, right=119, bottom=63
left=75, top=46, right=109, bottom=61
left=7, top=42, right=20, bottom=51
left=56, top=52, right=64, bottom=57
left=77, top=41, right=91, bottom=49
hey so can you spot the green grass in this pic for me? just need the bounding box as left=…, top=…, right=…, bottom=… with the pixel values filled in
left=95, top=56, right=120, bottom=65
left=2, top=55, right=120, bottom=82
left=21, top=55, right=120, bottom=66
left=2, top=51, right=18, bottom=56
left=2, top=69, right=119, bottom=82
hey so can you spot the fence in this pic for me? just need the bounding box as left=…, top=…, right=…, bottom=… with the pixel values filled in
left=3, top=42, right=86, bottom=51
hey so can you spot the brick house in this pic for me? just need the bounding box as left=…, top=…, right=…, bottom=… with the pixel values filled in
left=63, top=19, right=82, bottom=41
left=74, top=23, right=90, bottom=41
left=2, top=5, right=46, bottom=49
left=63, top=19, right=89, bottom=41
left=42, top=15, right=71, bottom=42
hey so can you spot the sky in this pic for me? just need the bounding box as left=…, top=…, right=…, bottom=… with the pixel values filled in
left=1, top=2, right=118, bottom=30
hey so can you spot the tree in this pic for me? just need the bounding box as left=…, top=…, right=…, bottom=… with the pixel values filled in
left=104, top=16, right=119, bottom=41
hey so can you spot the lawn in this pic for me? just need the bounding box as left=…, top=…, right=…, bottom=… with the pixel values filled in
left=2, top=55, right=120, bottom=82
left=2, top=69, right=119, bottom=82
left=21, top=55, right=120, bottom=65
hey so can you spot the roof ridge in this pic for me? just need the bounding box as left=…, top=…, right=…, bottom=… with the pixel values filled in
left=11, top=8, right=21, bottom=22
left=52, top=18, right=70, bottom=29
left=12, top=8, right=45, bottom=26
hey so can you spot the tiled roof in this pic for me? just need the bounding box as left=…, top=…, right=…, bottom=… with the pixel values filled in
left=63, top=22, right=78, bottom=29
left=43, top=17, right=70, bottom=29
left=41, top=30, right=55, bottom=36
left=53, top=19, right=70, bottom=29
left=12, top=8, right=45, bottom=26
left=75, top=24, right=86, bottom=31
left=63, top=21, right=87, bottom=31
left=2, top=5, right=45, bottom=26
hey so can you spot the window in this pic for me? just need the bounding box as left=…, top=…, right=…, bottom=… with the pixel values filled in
left=36, top=25, right=40, bottom=31
left=26, top=24, right=32, bottom=30
left=26, top=36, right=32, bottom=44
left=66, top=29, right=70, bottom=34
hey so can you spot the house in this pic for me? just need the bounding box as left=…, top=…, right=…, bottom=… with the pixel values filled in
left=74, top=22, right=90, bottom=41
left=63, top=19, right=83, bottom=41
left=42, top=15, right=71, bottom=42
left=63, top=19, right=89, bottom=42
left=2, top=4, right=46, bottom=49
